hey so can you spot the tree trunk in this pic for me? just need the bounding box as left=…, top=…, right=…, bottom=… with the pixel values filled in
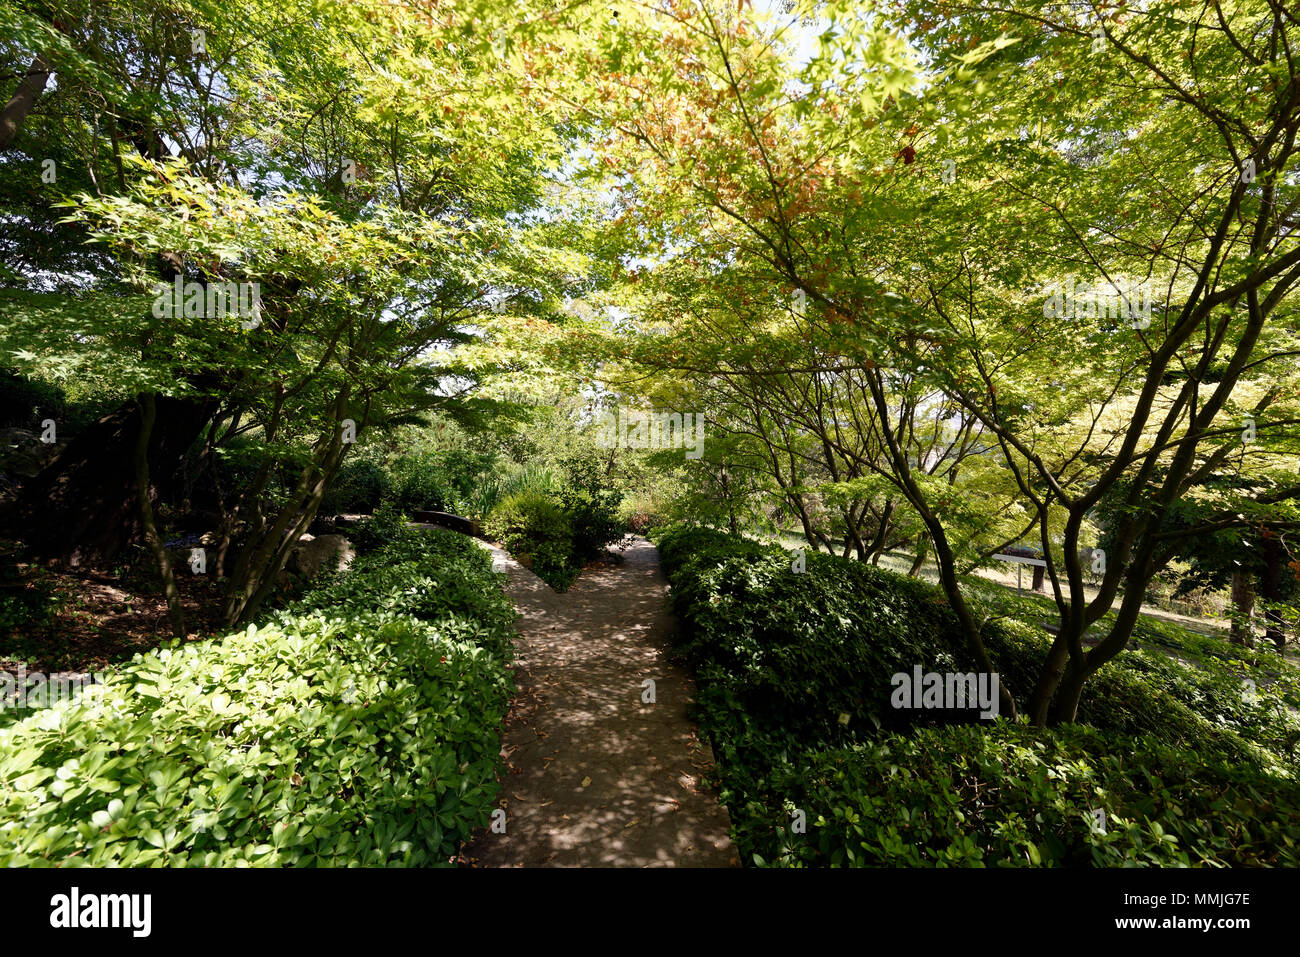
left=0, top=54, right=51, bottom=150
left=221, top=396, right=352, bottom=625
left=1027, top=632, right=1071, bottom=726
left=867, top=501, right=894, bottom=565
left=863, top=501, right=894, bottom=561
left=907, top=535, right=928, bottom=577
left=719, top=461, right=739, bottom=535
left=6, top=394, right=217, bottom=565
left=1230, top=569, right=1256, bottom=648
left=1048, top=657, right=1089, bottom=725
left=1260, top=534, right=1286, bottom=650
left=1031, top=563, right=1046, bottom=592
left=132, top=394, right=185, bottom=640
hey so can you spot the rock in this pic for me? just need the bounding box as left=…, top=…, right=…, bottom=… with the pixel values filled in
left=287, top=533, right=355, bottom=579
left=411, top=509, right=479, bottom=537
left=0, top=427, right=59, bottom=479
left=308, top=514, right=338, bottom=536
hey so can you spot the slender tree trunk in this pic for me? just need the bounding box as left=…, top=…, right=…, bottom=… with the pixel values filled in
left=719, top=461, right=739, bottom=534
left=133, top=394, right=185, bottom=641
left=1260, top=534, right=1286, bottom=650
left=907, top=535, right=927, bottom=577
left=867, top=501, right=894, bottom=565
left=1049, top=657, right=1089, bottom=726
left=235, top=473, right=335, bottom=623
left=1027, top=632, right=1070, bottom=726
left=221, top=393, right=353, bottom=625
left=0, top=54, right=51, bottom=150
left=1230, top=569, right=1256, bottom=648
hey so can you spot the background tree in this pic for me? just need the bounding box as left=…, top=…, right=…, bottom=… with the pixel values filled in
left=541, top=0, right=1300, bottom=723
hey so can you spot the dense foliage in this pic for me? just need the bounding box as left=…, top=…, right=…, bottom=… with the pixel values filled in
left=0, top=527, right=514, bottom=866
left=653, top=524, right=1300, bottom=866
left=2, top=0, right=1297, bottom=874
left=754, top=723, right=1300, bottom=867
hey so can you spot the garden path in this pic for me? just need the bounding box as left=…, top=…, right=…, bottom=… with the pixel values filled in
left=460, top=535, right=738, bottom=867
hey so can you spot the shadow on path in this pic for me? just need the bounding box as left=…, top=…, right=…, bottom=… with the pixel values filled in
left=462, top=536, right=737, bottom=867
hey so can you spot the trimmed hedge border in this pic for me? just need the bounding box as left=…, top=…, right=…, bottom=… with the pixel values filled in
left=0, top=524, right=514, bottom=866
left=652, top=524, right=1300, bottom=867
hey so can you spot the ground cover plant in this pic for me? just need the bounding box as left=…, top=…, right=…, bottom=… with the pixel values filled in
left=653, top=524, right=1300, bottom=867
left=0, top=525, right=514, bottom=866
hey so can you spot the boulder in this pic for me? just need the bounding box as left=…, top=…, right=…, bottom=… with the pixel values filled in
left=287, top=533, right=355, bottom=579
left=0, top=427, right=59, bottom=479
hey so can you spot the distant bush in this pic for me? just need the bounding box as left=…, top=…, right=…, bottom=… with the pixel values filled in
left=484, top=467, right=628, bottom=591
left=389, top=450, right=497, bottom=515
left=321, top=458, right=392, bottom=514
left=498, top=463, right=557, bottom=500
left=485, top=490, right=576, bottom=590
left=626, top=512, right=655, bottom=534
left=617, top=489, right=672, bottom=536
left=347, top=502, right=411, bottom=555
left=557, top=455, right=628, bottom=561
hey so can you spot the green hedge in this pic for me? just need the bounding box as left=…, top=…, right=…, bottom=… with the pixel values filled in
left=0, top=526, right=514, bottom=866
left=658, top=530, right=980, bottom=744
left=651, top=523, right=1300, bottom=866
left=748, top=722, right=1300, bottom=867
left=484, top=482, right=627, bottom=592
left=485, top=490, right=577, bottom=590
left=299, top=520, right=516, bottom=660
left=978, top=620, right=1271, bottom=766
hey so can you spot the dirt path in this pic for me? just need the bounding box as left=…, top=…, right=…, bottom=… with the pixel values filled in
left=463, top=536, right=737, bottom=867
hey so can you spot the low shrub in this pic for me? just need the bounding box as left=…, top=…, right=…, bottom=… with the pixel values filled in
left=346, top=502, right=412, bottom=556
left=0, top=525, right=515, bottom=866
left=652, top=523, right=1300, bottom=866
left=744, top=722, right=1300, bottom=867
left=654, top=525, right=984, bottom=744
left=0, top=562, right=62, bottom=634
left=298, top=526, right=515, bottom=659
left=485, top=490, right=576, bottom=590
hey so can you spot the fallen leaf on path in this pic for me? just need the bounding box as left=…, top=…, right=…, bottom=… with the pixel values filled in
left=581, top=776, right=591, bottom=787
